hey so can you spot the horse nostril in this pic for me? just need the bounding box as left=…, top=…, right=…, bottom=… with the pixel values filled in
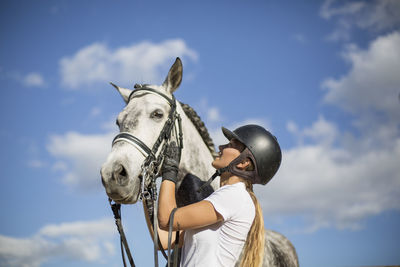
left=119, top=166, right=127, bottom=177
left=113, top=164, right=128, bottom=185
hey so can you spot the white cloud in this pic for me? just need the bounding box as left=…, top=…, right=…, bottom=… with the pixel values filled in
left=196, top=98, right=224, bottom=125
left=39, top=219, right=114, bottom=238
left=320, top=0, right=365, bottom=20
left=288, top=116, right=338, bottom=146
left=322, top=31, right=400, bottom=156
left=207, top=107, right=221, bottom=122
left=322, top=31, right=400, bottom=120
left=27, top=159, right=47, bottom=168
left=0, top=70, right=46, bottom=88
left=23, top=72, right=46, bottom=87
left=0, top=218, right=115, bottom=267
left=292, top=33, right=307, bottom=44
left=90, top=107, right=102, bottom=117
left=60, top=39, right=198, bottom=89
left=320, top=0, right=400, bottom=41
left=52, top=161, right=68, bottom=171
left=355, top=0, right=400, bottom=31
left=47, top=131, right=116, bottom=191
left=325, top=19, right=353, bottom=42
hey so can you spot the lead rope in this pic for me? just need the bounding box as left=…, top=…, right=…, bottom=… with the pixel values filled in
left=167, top=208, right=180, bottom=267
left=143, top=198, right=169, bottom=261
left=109, top=199, right=136, bottom=267
left=152, top=181, right=159, bottom=267
left=173, top=231, right=179, bottom=267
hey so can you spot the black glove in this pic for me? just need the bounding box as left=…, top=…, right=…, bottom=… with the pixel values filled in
left=161, top=141, right=181, bottom=183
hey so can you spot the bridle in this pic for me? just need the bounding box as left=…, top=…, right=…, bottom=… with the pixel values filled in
left=109, top=84, right=183, bottom=267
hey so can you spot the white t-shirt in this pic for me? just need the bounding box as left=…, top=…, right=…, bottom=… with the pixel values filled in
left=180, top=182, right=255, bottom=267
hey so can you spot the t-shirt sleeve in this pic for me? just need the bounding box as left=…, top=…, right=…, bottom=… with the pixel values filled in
left=205, top=185, right=240, bottom=221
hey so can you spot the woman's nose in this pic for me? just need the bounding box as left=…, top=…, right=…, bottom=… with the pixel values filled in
left=219, top=144, right=229, bottom=151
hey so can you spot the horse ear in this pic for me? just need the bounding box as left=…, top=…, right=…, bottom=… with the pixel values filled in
left=110, top=82, right=132, bottom=104
left=162, top=57, right=183, bottom=94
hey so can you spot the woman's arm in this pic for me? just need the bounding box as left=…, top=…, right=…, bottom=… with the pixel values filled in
left=158, top=180, right=223, bottom=231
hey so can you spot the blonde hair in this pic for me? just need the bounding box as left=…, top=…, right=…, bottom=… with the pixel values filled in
left=239, top=178, right=265, bottom=267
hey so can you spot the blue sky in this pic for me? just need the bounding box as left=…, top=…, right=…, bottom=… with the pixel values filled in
left=1, top=0, right=400, bottom=266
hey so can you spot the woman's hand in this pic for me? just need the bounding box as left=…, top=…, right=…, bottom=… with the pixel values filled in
left=159, top=141, right=180, bottom=230
left=161, top=141, right=181, bottom=184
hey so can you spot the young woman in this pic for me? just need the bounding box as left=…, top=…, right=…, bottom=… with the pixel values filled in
left=157, top=124, right=282, bottom=267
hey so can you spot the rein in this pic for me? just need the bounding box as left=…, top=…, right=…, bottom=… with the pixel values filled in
left=109, top=86, right=183, bottom=267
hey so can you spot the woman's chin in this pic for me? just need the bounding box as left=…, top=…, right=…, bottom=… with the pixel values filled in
left=212, top=158, right=225, bottom=169
left=211, top=159, right=218, bottom=169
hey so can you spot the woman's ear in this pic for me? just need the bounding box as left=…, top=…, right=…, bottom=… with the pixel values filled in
left=236, top=158, right=251, bottom=170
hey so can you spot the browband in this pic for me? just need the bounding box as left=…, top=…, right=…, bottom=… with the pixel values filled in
left=129, top=88, right=175, bottom=106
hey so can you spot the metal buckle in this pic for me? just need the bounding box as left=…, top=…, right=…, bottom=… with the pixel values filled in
left=141, top=190, right=151, bottom=200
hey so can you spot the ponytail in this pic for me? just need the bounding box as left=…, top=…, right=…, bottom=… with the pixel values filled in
left=239, top=180, right=265, bottom=267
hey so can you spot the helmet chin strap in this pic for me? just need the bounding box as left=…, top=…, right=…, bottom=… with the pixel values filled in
left=197, top=148, right=257, bottom=193
left=225, top=148, right=258, bottom=182
left=197, top=166, right=228, bottom=193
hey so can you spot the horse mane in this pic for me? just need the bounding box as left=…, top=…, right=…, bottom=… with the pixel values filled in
left=179, top=101, right=218, bottom=159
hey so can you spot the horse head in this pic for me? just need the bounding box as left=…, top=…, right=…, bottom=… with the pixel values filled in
left=101, top=58, right=216, bottom=204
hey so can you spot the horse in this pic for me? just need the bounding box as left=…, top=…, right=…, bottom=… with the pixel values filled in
left=101, top=57, right=299, bottom=267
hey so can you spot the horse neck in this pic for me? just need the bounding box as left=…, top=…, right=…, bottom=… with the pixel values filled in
left=176, top=103, right=218, bottom=188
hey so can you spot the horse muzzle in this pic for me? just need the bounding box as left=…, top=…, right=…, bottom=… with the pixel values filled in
left=101, top=163, right=141, bottom=204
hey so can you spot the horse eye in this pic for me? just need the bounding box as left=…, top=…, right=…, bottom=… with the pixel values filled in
left=151, top=109, right=164, bottom=119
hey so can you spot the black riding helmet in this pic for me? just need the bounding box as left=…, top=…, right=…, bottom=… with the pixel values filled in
left=197, top=124, right=282, bottom=192
left=221, top=124, right=282, bottom=185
